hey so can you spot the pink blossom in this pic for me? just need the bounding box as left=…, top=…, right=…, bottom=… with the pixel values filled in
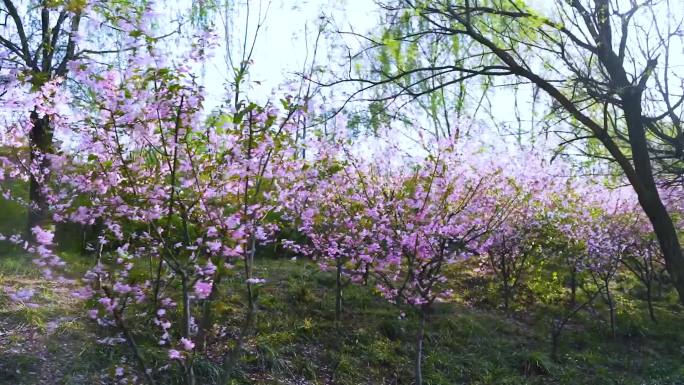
left=202, top=260, right=217, bottom=276
left=8, top=288, right=35, bottom=302
left=71, top=286, right=94, bottom=299
left=206, top=240, right=222, bottom=253
left=206, top=226, right=218, bottom=237
left=31, top=226, right=53, bottom=245
left=194, top=281, right=212, bottom=299
left=113, top=282, right=132, bottom=294
left=180, top=337, right=195, bottom=351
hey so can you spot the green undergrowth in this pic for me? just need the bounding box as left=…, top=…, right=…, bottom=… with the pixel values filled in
left=0, top=254, right=108, bottom=384
left=229, top=260, right=684, bottom=385
left=1, top=255, right=684, bottom=384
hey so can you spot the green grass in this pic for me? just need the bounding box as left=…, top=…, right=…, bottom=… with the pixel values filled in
left=0, top=254, right=109, bottom=385
left=218, top=259, right=684, bottom=385
left=0, top=254, right=39, bottom=278
left=2, top=255, right=684, bottom=384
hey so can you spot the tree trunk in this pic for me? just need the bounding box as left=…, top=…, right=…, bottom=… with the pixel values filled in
left=222, top=236, right=258, bottom=384
left=245, top=234, right=256, bottom=314
left=646, top=281, right=656, bottom=323
left=221, top=301, right=256, bottom=385
left=645, top=207, right=684, bottom=305
left=503, top=287, right=510, bottom=312
left=27, top=111, right=52, bottom=239
left=569, top=268, right=577, bottom=307
left=335, top=259, right=343, bottom=324
left=501, top=258, right=510, bottom=312
left=414, top=308, right=426, bottom=385
left=550, top=317, right=563, bottom=363
left=621, top=92, right=684, bottom=306
left=605, top=282, right=616, bottom=338
left=197, top=272, right=223, bottom=351
left=550, top=327, right=560, bottom=362
left=181, top=276, right=196, bottom=385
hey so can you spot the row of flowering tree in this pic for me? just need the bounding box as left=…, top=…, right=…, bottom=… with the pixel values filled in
left=0, top=6, right=677, bottom=385
left=283, top=138, right=559, bottom=383
left=282, top=135, right=675, bottom=379
left=2, top=72, right=674, bottom=385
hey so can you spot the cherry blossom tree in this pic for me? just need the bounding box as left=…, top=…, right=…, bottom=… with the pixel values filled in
left=2, top=15, right=306, bottom=382
left=297, top=135, right=516, bottom=385
left=0, top=0, right=173, bottom=235
left=585, top=206, right=632, bottom=337
left=481, top=171, right=546, bottom=312
left=620, top=209, right=666, bottom=323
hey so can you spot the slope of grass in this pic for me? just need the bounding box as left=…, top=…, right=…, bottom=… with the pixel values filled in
left=1, top=255, right=684, bottom=384
left=228, top=259, right=684, bottom=385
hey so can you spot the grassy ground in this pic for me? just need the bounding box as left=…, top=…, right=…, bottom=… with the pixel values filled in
left=1, top=254, right=684, bottom=384
left=0, top=255, right=108, bottom=384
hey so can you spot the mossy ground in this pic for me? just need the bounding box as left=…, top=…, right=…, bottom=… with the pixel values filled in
left=1, top=254, right=684, bottom=384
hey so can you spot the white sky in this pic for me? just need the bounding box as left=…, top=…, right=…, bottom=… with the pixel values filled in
left=180, top=0, right=559, bottom=159
left=75, top=0, right=684, bottom=161
left=188, top=0, right=380, bottom=109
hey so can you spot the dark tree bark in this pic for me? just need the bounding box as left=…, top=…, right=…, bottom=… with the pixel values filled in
left=415, top=307, right=426, bottom=385
left=1, top=1, right=83, bottom=239
left=335, top=258, right=343, bottom=323
left=27, top=111, right=52, bottom=233
left=646, top=281, right=656, bottom=323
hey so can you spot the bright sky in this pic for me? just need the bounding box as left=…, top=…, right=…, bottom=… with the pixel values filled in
left=4, top=0, right=675, bottom=162
left=185, top=0, right=557, bottom=158
left=191, top=0, right=380, bottom=109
